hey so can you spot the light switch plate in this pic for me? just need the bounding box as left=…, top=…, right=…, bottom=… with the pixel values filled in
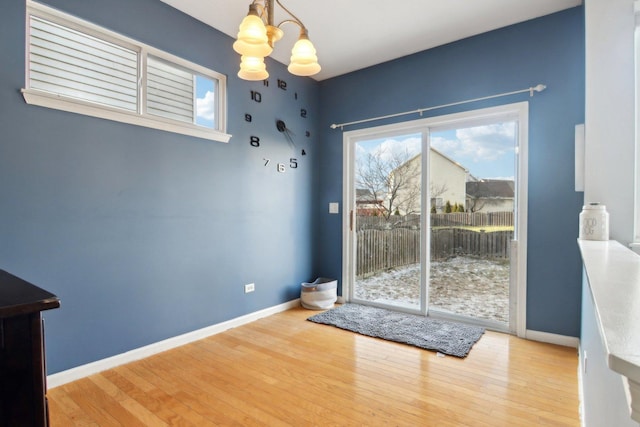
left=329, top=202, right=339, bottom=214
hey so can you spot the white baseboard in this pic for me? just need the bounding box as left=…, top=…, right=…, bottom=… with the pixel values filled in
left=47, top=298, right=301, bottom=389
left=526, top=329, right=580, bottom=348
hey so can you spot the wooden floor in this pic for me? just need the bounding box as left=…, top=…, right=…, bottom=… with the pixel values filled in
left=48, top=306, right=580, bottom=426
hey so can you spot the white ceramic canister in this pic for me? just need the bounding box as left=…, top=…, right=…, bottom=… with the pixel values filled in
left=579, top=203, right=609, bottom=241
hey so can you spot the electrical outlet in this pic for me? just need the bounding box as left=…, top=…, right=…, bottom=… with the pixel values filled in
left=244, top=283, right=255, bottom=293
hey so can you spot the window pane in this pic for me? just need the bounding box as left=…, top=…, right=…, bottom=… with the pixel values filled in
left=29, top=16, right=138, bottom=111
left=195, top=75, right=215, bottom=129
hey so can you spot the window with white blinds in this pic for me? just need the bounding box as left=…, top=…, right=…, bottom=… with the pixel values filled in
left=29, top=16, right=138, bottom=111
left=22, top=0, right=230, bottom=143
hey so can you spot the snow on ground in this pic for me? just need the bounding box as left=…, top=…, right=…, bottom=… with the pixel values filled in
left=354, top=256, right=509, bottom=324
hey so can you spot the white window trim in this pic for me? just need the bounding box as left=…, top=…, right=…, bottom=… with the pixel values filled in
left=23, top=0, right=231, bottom=143
left=634, top=0, right=640, bottom=250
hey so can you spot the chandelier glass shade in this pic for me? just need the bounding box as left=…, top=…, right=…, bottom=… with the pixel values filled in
left=288, top=30, right=321, bottom=76
left=238, top=55, right=268, bottom=81
left=233, top=1, right=320, bottom=81
left=233, top=5, right=272, bottom=58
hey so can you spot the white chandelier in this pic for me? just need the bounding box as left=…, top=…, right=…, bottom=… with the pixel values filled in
left=233, top=0, right=321, bottom=81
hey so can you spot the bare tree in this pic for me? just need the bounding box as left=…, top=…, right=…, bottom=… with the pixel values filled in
left=467, top=196, right=486, bottom=213
left=356, top=147, right=417, bottom=219
left=466, top=181, right=486, bottom=212
left=356, top=147, right=452, bottom=220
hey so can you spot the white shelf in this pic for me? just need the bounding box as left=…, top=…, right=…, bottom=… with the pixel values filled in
left=579, top=239, right=640, bottom=423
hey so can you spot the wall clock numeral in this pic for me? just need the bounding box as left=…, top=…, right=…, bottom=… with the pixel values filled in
left=264, top=158, right=270, bottom=166
left=250, top=136, right=260, bottom=147
left=294, top=92, right=298, bottom=100
left=301, top=149, right=307, bottom=156
left=263, top=79, right=269, bottom=87
left=305, top=130, right=311, bottom=137
left=290, top=158, right=298, bottom=169
left=277, top=79, right=287, bottom=90
left=245, top=114, right=252, bottom=122
left=300, top=108, right=307, bottom=118
left=277, top=163, right=286, bottom=173
left=250, top=90, right=262, bottom=103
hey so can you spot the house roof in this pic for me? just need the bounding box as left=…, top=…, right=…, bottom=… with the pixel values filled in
left=466, top=179, right=514, bottom=198
left=356, top=189, right=382, bottom=203
left=430, top=147, right=469, bottom=173
left=393, top=148, right=469, bottom=176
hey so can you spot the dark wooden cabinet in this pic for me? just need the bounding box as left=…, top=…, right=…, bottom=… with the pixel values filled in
left=0, top=270, right=60, bottom=427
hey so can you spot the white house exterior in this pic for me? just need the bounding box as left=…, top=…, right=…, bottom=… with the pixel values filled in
left=465, top=179, right=515, bottom=213
left=391, top=148, right=468, bottom=214
left=430, top=148, right=468, bottom=212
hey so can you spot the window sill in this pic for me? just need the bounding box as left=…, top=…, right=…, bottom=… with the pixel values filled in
left=628, top=242, right=640, bottom=255
left=579, top=239, right=640, bottom=423
left=22, top=89, right=231, bottom=143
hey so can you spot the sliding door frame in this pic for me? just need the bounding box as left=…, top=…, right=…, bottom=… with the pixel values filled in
left=342, top=125, right=430, bottom=315
left=342, top=101, right=528, bottom=337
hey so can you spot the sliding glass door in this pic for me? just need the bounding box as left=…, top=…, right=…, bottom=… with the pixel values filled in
left=342, top=102, right=528, bottom=334
left=427, top=123, right=517, bottom=331
left=350, top=132, right=426, bottom=312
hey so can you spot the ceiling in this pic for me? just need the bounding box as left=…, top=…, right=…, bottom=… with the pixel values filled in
left=159, top=0, right=582, bottom=81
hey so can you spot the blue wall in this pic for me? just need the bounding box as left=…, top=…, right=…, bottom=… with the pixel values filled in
left=316, top=7, right=585, bottom=337
left=0, top=0, right=319, bottom=373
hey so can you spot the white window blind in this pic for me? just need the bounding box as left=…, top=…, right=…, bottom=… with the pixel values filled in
left=29, top=16, right=138, bottom=111
left=147, top=56, right=194, bottom=123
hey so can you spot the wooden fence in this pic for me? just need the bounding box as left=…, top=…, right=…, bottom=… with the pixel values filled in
left=431, top=211, right=513, bottom=227
left=357, top=211, right=513, bottom=229
left=431, top=228, right=513, bottom=261
left=356, top=214, right=421, bottom=230
left=357, top=228, right=420, bottom=278
left=356, top=228, right=513, bottom=278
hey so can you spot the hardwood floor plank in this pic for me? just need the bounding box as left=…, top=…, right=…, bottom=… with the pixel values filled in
left=191, top=337, right=438, bottom=425
left=99, top=370, right=192, bottom=426
left=120, top=364, right=223, bottom=427
left=48, top=306, right=580, bottom=426
left=174, top=344, right=353, bottom=425
left=150, top=350, right=293, bottom=426
left=47, top=391, right=96, bottom=426
left=62, top=380, right=139, bottom=427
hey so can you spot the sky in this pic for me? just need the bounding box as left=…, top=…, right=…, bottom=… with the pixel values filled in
left=195, top=75, right=215, bottom=128
left=356, top=122, right=516, bottom=180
